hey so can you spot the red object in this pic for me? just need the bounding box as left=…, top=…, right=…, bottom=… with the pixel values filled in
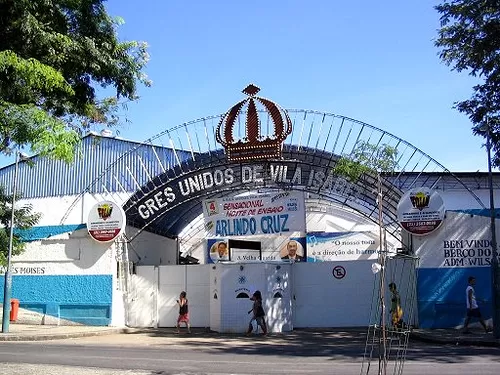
left=10, top=298, right=19, bottom=322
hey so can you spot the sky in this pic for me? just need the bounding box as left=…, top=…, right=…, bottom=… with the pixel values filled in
left=3, top=0, right=492, bottom=171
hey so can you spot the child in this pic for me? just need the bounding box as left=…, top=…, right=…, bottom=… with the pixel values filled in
left=246, top=290, right=267, bottom=336
left=176, top=291, right=191, bottom=333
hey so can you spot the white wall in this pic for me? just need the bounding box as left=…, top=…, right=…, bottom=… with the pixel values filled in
left=19, top=192, right=131, bottom=226
left=12, top=228, right=113, bottom=275
left=292, top=261, right=375, bottom=327
left=178, top=187, right=500, bottom=264
left=131, top=260, right=386, bottom=330
left=127, top=228, right=178, bottom=265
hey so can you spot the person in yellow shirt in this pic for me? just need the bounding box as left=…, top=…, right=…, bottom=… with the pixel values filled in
left=389, top=282, right=403, bottom=330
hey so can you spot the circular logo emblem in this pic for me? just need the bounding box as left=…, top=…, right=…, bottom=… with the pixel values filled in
left=87, top=201, right=125, bottom=242
left=332, top=265, right=346, bottom=279
left=397, top=187, right=445, bottom=236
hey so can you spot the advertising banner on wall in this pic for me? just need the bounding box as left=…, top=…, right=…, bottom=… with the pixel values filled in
left=415, top=210, right=498, bottom=268
left=206, top=237, right=307, bottom=263
left=202, top=191, right=306, bottom=237
left=397, top=187, right=445, bottom=236
left=306, top=231, right=383, bottom=262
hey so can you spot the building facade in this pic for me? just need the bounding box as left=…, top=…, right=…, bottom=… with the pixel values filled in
left=0, top=101, right=498, bottom=330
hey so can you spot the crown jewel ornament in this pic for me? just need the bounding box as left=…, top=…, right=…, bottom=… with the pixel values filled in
left=216, top=84, right=292, bottom=162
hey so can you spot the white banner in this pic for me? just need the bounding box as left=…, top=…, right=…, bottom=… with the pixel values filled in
left=415, top=210, right=497, bottom=268
left=203, top=191, right=305, bottom=237
left=306, top=231, right=383, bottom=262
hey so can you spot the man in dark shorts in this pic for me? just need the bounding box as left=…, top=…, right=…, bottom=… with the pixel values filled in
left=462, top=276, right=491, bottom=334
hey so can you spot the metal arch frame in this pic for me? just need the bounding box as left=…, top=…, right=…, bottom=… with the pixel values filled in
left=60, top=109, right=486, bottom=242
left=121, top=146, right=404, bottom=241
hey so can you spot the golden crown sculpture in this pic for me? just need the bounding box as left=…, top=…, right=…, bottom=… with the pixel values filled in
left=216, top=84, right=293, bottom=162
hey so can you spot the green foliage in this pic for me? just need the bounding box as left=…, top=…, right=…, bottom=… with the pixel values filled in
left=1, top=101, right=81, bottom=163
left=435, top=0, right=500, bottom=166
left=0, top=185, right=41, bottom=267
left=0, top=0, right=150, bottom=162
left=334, top=141, right=399, bottom=183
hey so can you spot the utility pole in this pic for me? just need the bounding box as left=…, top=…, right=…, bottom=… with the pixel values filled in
left=486, top=126, right=500, bottom=339
left=2, top=152, right=20, bottom=333
left=377, top=173, right=387, bottom=375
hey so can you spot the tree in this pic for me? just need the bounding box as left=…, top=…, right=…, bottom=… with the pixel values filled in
left=0, top=186, right=41, bottom=266
left=334, top=141, right=398, bottom=375
left=334, top=142, right=399, bottom=183
left=435, top=0, right=500, bottom=166
left=0, top=0, right=151, bottom=162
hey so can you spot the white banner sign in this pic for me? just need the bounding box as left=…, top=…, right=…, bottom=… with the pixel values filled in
left=415, top=210, right=498, bottom=268
left=306, top=231, right=385, bottom=262
left=203, top=191, right=305, bottom=237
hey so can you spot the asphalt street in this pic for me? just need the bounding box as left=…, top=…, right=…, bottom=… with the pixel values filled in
left=0, top=331, right=498, bottom=374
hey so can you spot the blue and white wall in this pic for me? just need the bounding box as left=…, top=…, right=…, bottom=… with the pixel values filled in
left=0, top=134, right=182, bottom=326
left=415, top=210, right=496, bottom=328
left=3, top=187, right=498, bottom=329
left=0, top=191, right=179, bottom=326
left=1, top=134, right=499, bottom=329
left=0, top=226, right=114, bottom=325
left=412, top=186, right=499, bottom=329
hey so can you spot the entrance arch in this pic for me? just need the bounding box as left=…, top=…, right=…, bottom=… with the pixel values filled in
left=56, top=100, right=489, bottom=330
left=61, top=108, right=485, bottom=249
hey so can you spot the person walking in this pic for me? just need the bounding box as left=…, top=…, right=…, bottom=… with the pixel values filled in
left=246, top=290, right=267, bottom=336
left=462, top=276, right=490, bottom=334
left=176, top=291, right=191, bottom=333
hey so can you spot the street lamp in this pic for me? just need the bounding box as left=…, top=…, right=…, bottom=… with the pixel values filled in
left=485, top=126, right=500, bottom=339
left=2, top=152, right=28, bottom=333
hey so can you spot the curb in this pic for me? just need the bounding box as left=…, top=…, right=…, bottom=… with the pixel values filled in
left=0, top=327, right=127, bottom=342
left=410, top=331, right=500, bottom=347
left=3, top=326, right=500, bottom=347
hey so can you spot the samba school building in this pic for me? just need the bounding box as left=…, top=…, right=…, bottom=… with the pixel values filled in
left=0, top=85, right=498, bottom=332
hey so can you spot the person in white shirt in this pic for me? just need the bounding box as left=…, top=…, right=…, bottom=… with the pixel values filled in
left=462, top=276, right=490, bottom=334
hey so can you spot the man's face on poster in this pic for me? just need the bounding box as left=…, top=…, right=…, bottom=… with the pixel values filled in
left=287, top=241, right=298, bottom=257
left=217, top=242, right=227, bottom=257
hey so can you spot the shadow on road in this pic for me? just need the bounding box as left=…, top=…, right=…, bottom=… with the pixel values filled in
left=121, top=328, right=500, bottom=364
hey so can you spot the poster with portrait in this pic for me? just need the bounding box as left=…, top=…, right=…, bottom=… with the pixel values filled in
left=207, top=238, right=229, bottom=263
left=279, top=237, right=307, bottom=262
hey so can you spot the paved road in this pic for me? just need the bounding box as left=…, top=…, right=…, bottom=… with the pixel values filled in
left=0, top=332, right=498, bottom=374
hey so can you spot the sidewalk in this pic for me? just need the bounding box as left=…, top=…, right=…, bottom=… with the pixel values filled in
left=411, top=327, right=500, bottom=347
left=0, top=324, right=499, bottom=347
left=0, top=324, right=125, bottom=341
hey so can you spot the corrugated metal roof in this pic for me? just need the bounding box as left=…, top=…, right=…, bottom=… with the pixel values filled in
left=0, top=134, right=192, bottom=198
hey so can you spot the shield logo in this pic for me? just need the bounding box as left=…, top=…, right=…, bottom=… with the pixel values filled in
left=97, top=203, right=113, bottom=220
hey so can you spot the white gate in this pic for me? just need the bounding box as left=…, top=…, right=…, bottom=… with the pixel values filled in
left=127, top=266, right=157, bottom=327
left=128, top=265, right=211, bottom=328
left=127, top=261, right=416, bottom=329
left=157, top=265, right=211, bottom=328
